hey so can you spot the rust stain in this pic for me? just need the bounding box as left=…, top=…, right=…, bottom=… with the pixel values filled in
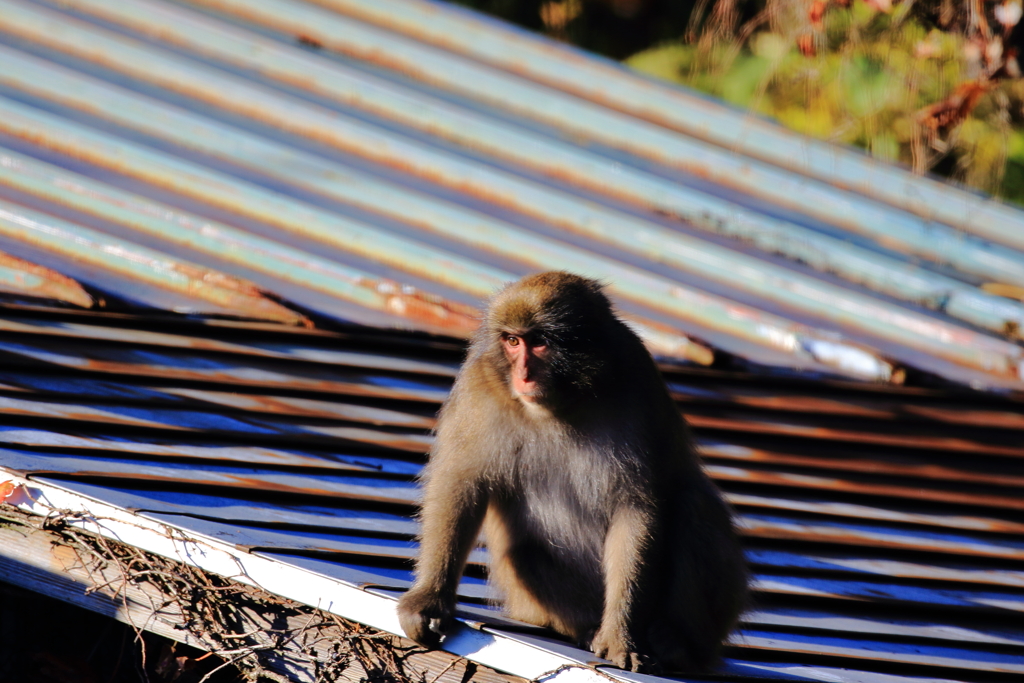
left=20, top=467, right=417, bottom=505
left=0, top=430, right=391, bottom=472
left=688, top=414, right=1024, bottom=457
left=0, top=250, right=93, bottom=307
left=296, top=34, right=324, bottom=49
left=215, top=474, right=416, bottom=505
left=0, top=317, right=460, bottom=377
left=903, top=405, right=1024, bottom=429
left=316, top=426, right=432, bottom=453
left=707, top=464, right=1024, bottom=511
left=0, top=400, right=171, bottom=429
left=727, top=492, right=1024, bottom=534
left=166, top=261, right=312, bottom=327
left=675, top=392, right=897, bottom=419
left=6, top=348, right=448, bottom=402
left=375, top=280, right=481, bottom=337
left=738, top=516, right=1024, bottom=559
left=622, top=314, right=715, bottom=366
left=700, top=443, right=1024, bottom=489
left=163, top=388, right=436, bottom=429
left=679, top=389, right=1024, bottom=430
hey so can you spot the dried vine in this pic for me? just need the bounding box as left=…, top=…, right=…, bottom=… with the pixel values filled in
left=2, top=504, right=436, bottom=683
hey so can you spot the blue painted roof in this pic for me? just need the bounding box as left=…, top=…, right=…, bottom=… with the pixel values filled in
left=1, top=308, right=1022, bottom=682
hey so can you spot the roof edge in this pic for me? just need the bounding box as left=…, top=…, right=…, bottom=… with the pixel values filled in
left=0, top=467, right=610, bottom=683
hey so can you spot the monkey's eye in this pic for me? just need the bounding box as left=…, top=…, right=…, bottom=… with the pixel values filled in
left=505, top=335, right=521, bottom=347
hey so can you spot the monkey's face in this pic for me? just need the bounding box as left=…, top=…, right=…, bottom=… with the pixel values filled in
left=493, top=319, right=607, bottom=411
left=481, top=272, right=614, bottom=410
left=500, top=330, right=550, bottom=404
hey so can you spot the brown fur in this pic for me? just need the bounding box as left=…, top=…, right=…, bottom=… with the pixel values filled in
left=398, top=272, right=748, bottom=673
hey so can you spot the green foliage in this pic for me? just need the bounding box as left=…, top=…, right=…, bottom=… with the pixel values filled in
left=625, top=0, right=1024, bottom=205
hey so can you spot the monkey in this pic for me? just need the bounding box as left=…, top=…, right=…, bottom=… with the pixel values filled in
left=398, top=272, right=748, bottom=673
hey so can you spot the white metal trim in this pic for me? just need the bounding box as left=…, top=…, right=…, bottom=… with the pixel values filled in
left=0, top=468, right=607, bottom=683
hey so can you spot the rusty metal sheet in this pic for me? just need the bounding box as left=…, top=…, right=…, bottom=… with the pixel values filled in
left=150, top=388, right=436, bottom=429
left=45, top=479, right=418, bottom=535
left=700, top=441, right=1024, bottom=489
left=2, top=49, right=1017, bottom=383
left=487, top=603, right=1024, bottom=673
left=0, top=393, right=433, bottom=452
left=0, top=144, right=715, bottom=365
left=0, top=2, right=1017, bottom=388
left=0, top=148, right=484, bottom=338
left=15, top=446, right=1023, bottom=563
left=671, top=384, right=901, bottom=419
left=690, top=414, right=1024, bottom=457
left=738, top=513, right=1024, bottom=560
left=1, top=450, right=419, bottom=504
left=733, top=629, right=1024, bottom=673
left=714, top=660, right=967, bottom=683
left=0, top=315, right=460, bottom=377
left=141, top=512, right=426, bottom=558
left=901, top=404, right=1024, bottom=429
left=252, top=553, right=493, bottom=602
left=142, top=513, right=491, bottom=567
left=753, top=574, right=1024, bottom=612
left=0, top=373, right=437, bottom=427
left=0, top=96, right=509, bottom=303
left=37, top=478, right=1024, bottom=590
left=0, top=249, right=92, bottom=307
left=709, top=463, right=1024, bottom=511
left=7, top=0, right=1024, bottom=343
left=219, top=0, right=1024, bottom=250
left=52, top=481, right=1024, bottom=592
left=747, top=549, right=1024, bottom=589
left=673, top=382, right=1024, bottom=430
left=0, top=426, right=421, bottom=475
left=0, top=198, right=308, bottom=325
left=727, top=493, right=1024, bottom=535
left=0, top=98, right=886, bottom=379
left=254, top=553, right=414, bottom=591
left=487, top=602, right=1024, bottom=667
left=0, top=370, right=190, bottom=403
left=155, top=0, right=1024, bottom=310
left=0, top=339, right=451, bottom=401
left=745, top=607, right=1024, bottom=647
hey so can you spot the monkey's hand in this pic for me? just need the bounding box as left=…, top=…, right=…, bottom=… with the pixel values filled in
left=590, top=626, right=650, bottom=673
left=397, top=588, right=455, bottom=649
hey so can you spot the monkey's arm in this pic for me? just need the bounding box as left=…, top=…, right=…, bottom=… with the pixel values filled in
left=591, top=504, right=653, bottom=672
left=398, top=459, right=488, bottom=648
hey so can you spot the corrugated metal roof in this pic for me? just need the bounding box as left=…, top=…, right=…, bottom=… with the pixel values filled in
left=1, top=0, right=1024, bottom=680
left=0, top=0, right=1021, bottom=388
left=0, top=307, right=1022, bottom=682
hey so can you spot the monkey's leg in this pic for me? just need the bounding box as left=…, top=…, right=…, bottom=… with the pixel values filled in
left=399, top=477, right=487, bottom=648
left=483, top=509, right=602, bottom=640
left=590, top=505, right=653, bottom=673
left=650, top=489, right=748, bottom=672
left=483, top=511, right=553, bottom=627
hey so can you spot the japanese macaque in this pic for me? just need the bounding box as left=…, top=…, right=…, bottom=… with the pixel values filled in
left=398, top=272, right=748, bottom=673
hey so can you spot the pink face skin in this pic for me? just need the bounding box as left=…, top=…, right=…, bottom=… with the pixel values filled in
left=502, top=333, right=548, bottom=403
